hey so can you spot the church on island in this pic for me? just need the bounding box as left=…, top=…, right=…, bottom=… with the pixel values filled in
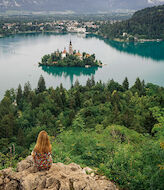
left=61, top=41, right=84, bottom=60
left=39, top=41, right=102, bottom=68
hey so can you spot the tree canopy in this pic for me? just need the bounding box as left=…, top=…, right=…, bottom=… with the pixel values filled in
left=100, top=5, right=164, bottom=41
left=0, top=76, right=164, bottom=189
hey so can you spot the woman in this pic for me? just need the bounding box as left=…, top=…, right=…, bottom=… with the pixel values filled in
left=32, top=130, right=53, bottom=170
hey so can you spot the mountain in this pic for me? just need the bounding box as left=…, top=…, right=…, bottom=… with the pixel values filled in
left=0, top=0, right=164, bottom=13
left=100, top=4, right=164, bottom=40
left=108, top=0, right=164, bottom=10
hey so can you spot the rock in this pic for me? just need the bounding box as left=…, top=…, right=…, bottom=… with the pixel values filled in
left=0, top=178, right=3, bottom=185
left=5, top=180, right=18, bottom=190
left=82, top=167, right=93, bottom=174
left=17, top=156, right=33, bottom=172
left=0, top=156, right=118, bottom=190
left=90, top=172, right=95, bottom=177
left=4, top=178, right=10, bottom=184
left=68, top=163, right=82, bottom=172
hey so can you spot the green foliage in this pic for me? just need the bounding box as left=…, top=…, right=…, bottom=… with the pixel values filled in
left=0, top=76, right=164, bottom=189
left=100, top=5, right=164, bottom=40
left=23, top=81, right=31, bottom=98
left=0, top=152, right=17, bottom=170
left=16, top=84, right=23, bottom=109
left=151, top=106, right=164, bottom=141
left=122, top=77, right=129, bottom=90
left=37, top=75, right=46, bottom=93
left=39, top=51, right=100, bottom=67
left=72, top=113, right=85, bottom=131
left=52, top=126, right=164, bottom=190
left=131, top=78, right=146, bottom=96
left=150, top=106, right=164, bottom=171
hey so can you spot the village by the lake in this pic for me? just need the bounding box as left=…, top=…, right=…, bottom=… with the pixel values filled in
left=39, top=41, right=103, bottom=68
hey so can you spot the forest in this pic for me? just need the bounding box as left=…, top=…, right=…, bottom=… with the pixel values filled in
left=100, top=5, right=164, bottom=41
left=0, top=75, right=164, bottom=189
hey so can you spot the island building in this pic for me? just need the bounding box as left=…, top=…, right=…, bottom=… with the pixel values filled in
left=69, top=40, right=73, bottom=55
left=61, top=47, right=67, bottom=59
left=61, top=41, right=73, bottom=58
left=75, top=51, right=82, bottom=60
left=61, top=41, right=90, bottom=61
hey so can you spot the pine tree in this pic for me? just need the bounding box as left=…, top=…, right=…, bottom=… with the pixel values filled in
left=37, top=75, right=46, bottom=93
left=16, top=84, right=23, bottom=107
left=122, top=77, right=129, bottom=90
left=91, top=75, right=95, bottom=86
left=54, top=89, right=63, bottom=110
left=132, top=78, right=145, bottom=96
left=60, top=84, right=66, bottom=106
left=0, top=114, right=15, bottom=138
left=17, top=128, right=24, bottom=146
left=75, top=90, right=81, bottom=108
left=74, top=79, right=80, bottom=88
left=86, top=78, right=92, bottom=88
left=134, top=78, right=142, bottom=91
left=24, top=81, right=31, bottom=98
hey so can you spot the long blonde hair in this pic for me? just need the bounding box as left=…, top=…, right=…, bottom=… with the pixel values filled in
left=34, top=131, right=52, bottom=153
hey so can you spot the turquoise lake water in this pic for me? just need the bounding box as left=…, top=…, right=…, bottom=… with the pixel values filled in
left=0, top=33, right=164, bottom=99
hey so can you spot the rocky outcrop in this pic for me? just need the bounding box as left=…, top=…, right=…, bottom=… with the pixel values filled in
left=0, top=156, right=118, bottom=190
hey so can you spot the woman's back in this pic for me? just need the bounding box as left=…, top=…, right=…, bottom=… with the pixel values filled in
left=32, top=131, right=53, bottom=171
left=32, top=150, right=52, bottom=170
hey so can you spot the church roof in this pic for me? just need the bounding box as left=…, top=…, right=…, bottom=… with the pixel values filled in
left=75, top=52, right=82, bottom=57
left=63, top=48, right=67, bottom=54
left=86, top=53, right=90, bottom=58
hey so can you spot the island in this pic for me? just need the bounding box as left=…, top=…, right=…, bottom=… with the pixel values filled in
left=39, top=41, right=102, bottom=68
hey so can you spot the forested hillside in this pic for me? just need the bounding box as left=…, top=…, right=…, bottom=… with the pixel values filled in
left=100, top=5, right=164, bottom=41
left=0, top=76, right=164, bottom=189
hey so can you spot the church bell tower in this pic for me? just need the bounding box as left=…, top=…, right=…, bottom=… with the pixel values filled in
left=69, top=40, right=73, bottom=55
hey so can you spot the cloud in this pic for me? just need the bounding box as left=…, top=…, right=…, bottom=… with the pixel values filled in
left=148, top=0, right=164, bottom=3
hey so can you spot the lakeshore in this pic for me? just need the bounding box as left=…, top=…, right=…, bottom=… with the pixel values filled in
left=0, top=32, right=164, bottom=100
left=113, top=37, right=163, bottom=43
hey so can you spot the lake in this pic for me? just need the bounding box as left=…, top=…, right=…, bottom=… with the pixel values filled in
left=0, top=33, right=164, bottom=99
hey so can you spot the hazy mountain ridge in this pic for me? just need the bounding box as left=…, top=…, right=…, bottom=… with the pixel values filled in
left=0, top=0, right=164, bottom=13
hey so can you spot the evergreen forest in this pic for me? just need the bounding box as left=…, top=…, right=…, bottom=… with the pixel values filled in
left=0, top=75, right=164, bottom=189
left=100, top=5, right=164, bottom=41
